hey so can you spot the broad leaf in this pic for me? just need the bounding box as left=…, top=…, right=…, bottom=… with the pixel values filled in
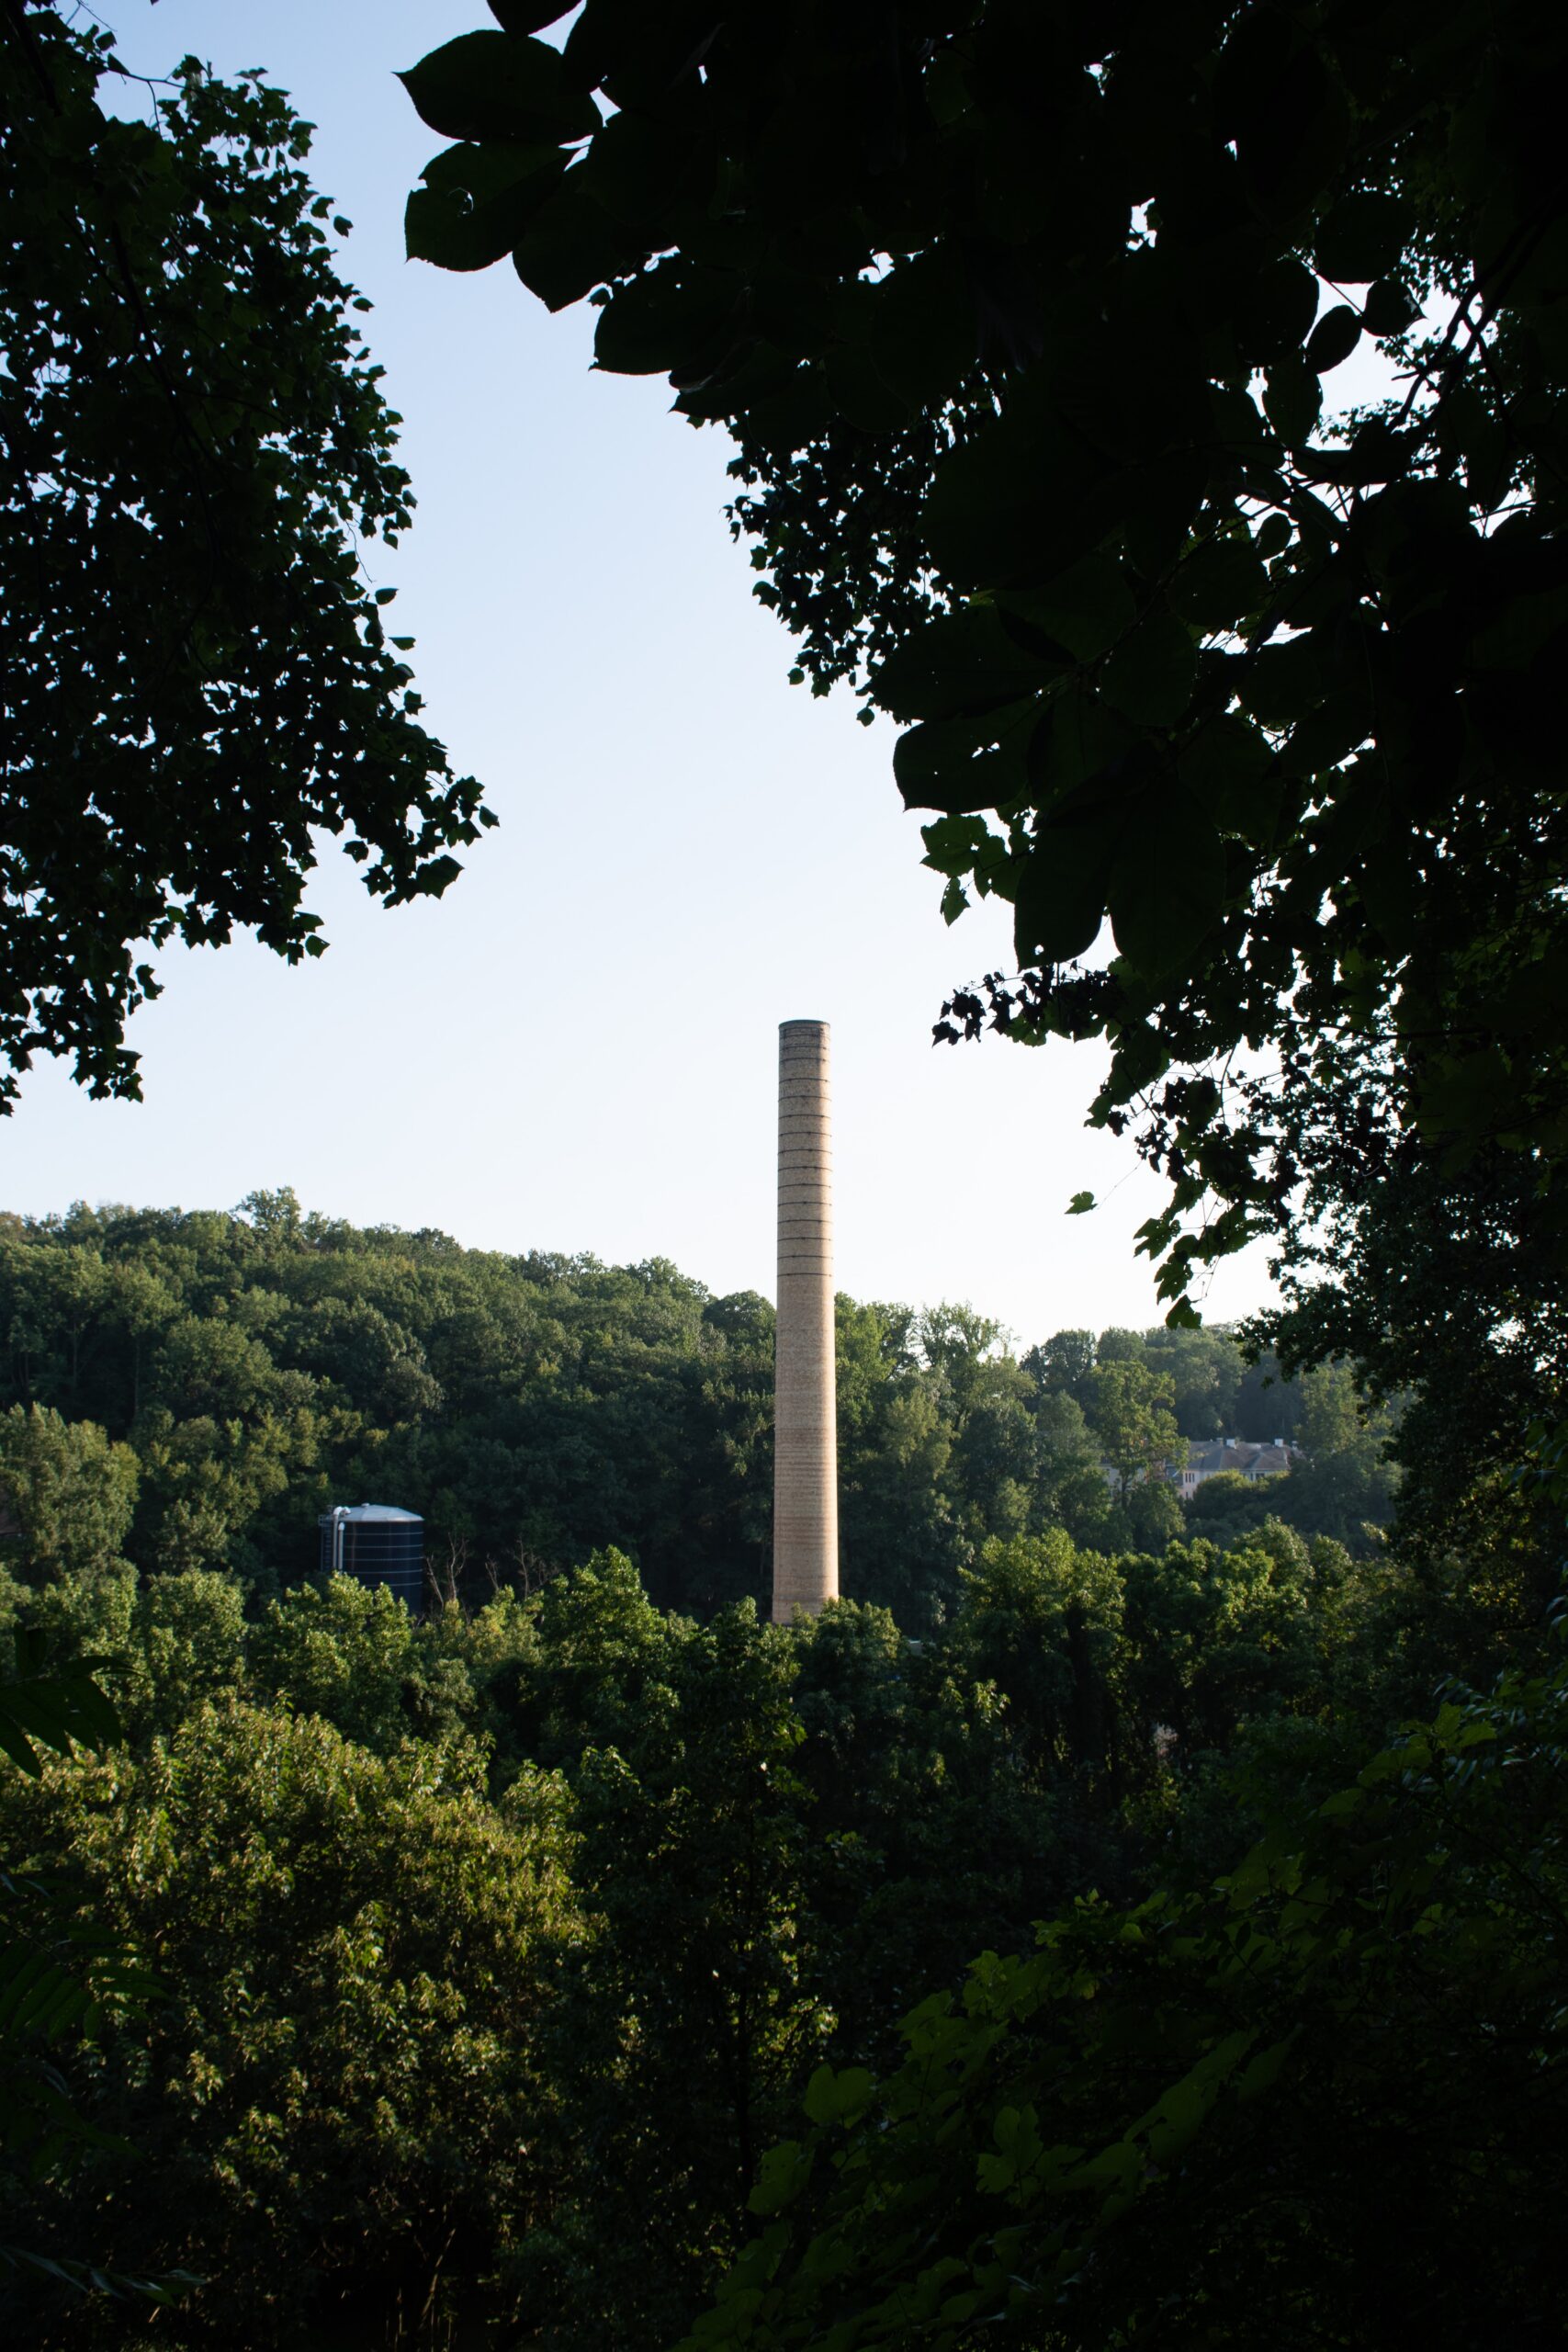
left=873, top=605, right=1062, bottom=724
left=1107, top=785, right=1225, bottom=978
left=399, top=32, right=600, bottom=147
left=1178, top=714, right=1281, bottom=842
left=894, top=701, right=1040, bottom=814
left=518, top=173, right=646, bottom=311
left=406, top=141, right=565, bottom=271
left=1262, top=355, right=1322, bottom=447
left=997, top=556, right=1135, bottom=662
left=1304, top=303, right=1362, bottom=374
left=1012, top=820, right=1115, bottom=965
left=1314, top=191, right=1412, bottom=284
left=1101, top=606, right=1197, bottom=727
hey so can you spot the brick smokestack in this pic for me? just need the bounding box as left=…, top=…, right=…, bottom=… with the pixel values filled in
left=773, top=1019, right=839, bottom=1621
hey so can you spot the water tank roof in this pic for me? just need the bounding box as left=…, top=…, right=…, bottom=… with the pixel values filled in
left=326, top=1503, right=423, bottom=1523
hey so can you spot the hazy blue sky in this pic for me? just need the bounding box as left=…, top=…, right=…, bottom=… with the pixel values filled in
left=6, top=0, right=1282, bottom=1340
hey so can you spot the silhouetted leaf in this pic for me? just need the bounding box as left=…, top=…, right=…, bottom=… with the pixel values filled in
left=1362, top=276, right=1421, bottom=335
left=1314, top=192, right=1412, bottom=283
left=488, top=1, right=576, bottom=29
left=1108, top=786, right=1225, bottom=977
left=894, top=700, right=1041, bottom=813
left=998, top=557, right=1136, bottom=662
left=399, top=32, right=599, bottom=145
left=1304, top=304, right=1362, bottom=374
left=406, top=141, right=564, bottom=270
left=1012, top=820, right=1115, bottom=965
left=517, top=173, right=646, bottom=311
left=1179, top=715, right=1281, bottom=841
left=1262, top=355, right=1322, bottom=447
left=874, top=605, right=1062, bottom=723
left=1102, top=607, right=1197, bottom=727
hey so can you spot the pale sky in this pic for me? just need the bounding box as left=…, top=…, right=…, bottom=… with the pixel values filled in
left=4, top=0, right=1284, bottom=1343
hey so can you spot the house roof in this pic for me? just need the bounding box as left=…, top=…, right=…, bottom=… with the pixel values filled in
left=1184, top=1439, right=1300, bottom=1477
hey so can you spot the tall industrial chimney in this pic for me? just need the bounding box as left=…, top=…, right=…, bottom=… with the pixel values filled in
left=773, top=1019, right=839, bottom=1621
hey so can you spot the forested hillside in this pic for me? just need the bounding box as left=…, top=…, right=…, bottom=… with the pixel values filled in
left=0, top=1193, right=1391, bottom=1633
left=0, top=1464, right=1503, bottom=2346
left=0, top=1195, right=1539, bottom=2346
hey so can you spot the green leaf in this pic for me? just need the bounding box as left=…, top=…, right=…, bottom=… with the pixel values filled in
left=1314, top=192, right=1412, bottom=284
left=1235, top=43, right=1349, bottom=222
left=1102, top=606, right=1197, bottom=728
left=0, top=1659, right=123, bottom=1778
left=1144, top=2075, right=1213, bottom=2165
left=593, top=256, right=736, bottom=371
left=1213, top=4, right=1294, bottom=130
left=1034, top=684, right=1138, bottom=806
left=1178, top=714, right=1282, bottom=842
left=894, top=700, right=1040, bottom=814
left=1284, top=684, right=1371, bottom=776
left=406, top=141, right=565, bottom=272
left=873, top=605, right=1062, bottom=723
left=802, top=2066, right=873, bottom=2126
left=864, top=247, right=978, bottom=410
left=1296, top=417, right=1410, bottom=490
left=1361, top=276, right=1420, bottom=336
left=1235, top=2034, right=1297, bottom=2104
left=517, top=174, right=646, bottom=312
left=1170, top=537, right=1269, bottom=634
left=1066, top=1192, right=1096, bottom=1216
left=1470, top=578, right=1568, bottom=672
left=1415, top=1048, right=1517, bottom=1143
left=1262, top=355, right=1322, bottom=448
left=578, top=107, right=718, bottom=253
left=398, top=33, right=600, bottom=147
left=1237, top=254, right=1321, bottom=360
left=1235, top=633, right=1321, bottom=729
left=1208, top=382, right=1268, bottom=457
left=1107, top=784, right=1225, bottom=978
left=488, top=1, right=575, bottom=28
left=920, top=814, right=993, bottom=880
left=0, top=1714, right=44, bottom=1778
left=1012, top=819, right=1115, bottom=966
left=748, top=2138, right=813, bottom=2216
left=816, top=345, right=911, bottom=435
left=1304, top=303, right=1361, bottom=374
left=996, top=555, right=1135, bottom=662
left=921, top=379, right=1121, bottom=590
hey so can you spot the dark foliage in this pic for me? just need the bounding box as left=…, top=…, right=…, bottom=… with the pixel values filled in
left=2, top=1507, right=1508, bottom=2346
left=400, top=0, right=1568, bottom=1532
left=0, top=5, right=493, bottom=1109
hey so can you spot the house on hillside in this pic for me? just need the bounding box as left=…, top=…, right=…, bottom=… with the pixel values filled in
left=1173, top=1437, right=1301, bottom=1497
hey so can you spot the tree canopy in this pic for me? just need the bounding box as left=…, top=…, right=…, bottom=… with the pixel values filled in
left=399, top=0, right=1568, bottom=1488
left=0, top=1198, right=1551, bottom=2345
left=0, top=1456, right=1553, bottom=2341
left=0, top=5, right=493, bottom=1111
left=2, top=1509, right=1524, bottom=2341
left=0, top=1196, right=1398, bottom=1624
left=681, top=1647, right=1568, bottom=2352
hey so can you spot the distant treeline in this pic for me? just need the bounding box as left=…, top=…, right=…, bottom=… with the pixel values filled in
left=0, top=1193, right=1393, bottom=1624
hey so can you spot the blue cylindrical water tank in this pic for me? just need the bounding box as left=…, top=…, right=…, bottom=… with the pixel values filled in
left=318, top=1504, right=425, bottom=1617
